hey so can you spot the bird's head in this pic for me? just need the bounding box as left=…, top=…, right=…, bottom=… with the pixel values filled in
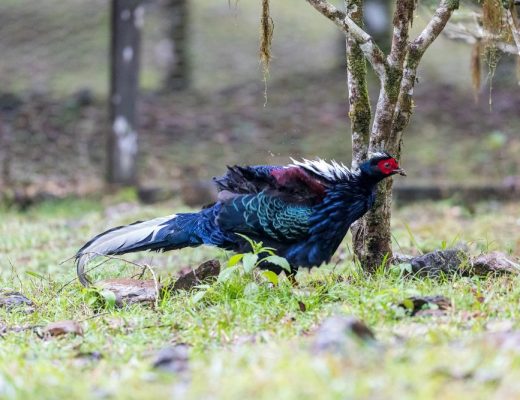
left=360, top=152, right=406, bottom=179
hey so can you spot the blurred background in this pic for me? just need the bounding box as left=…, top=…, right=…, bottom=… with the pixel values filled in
left=0, top=0, right=519, bottom=206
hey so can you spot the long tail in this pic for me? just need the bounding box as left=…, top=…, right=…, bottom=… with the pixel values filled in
left=75, top=213, right=200, bottom=286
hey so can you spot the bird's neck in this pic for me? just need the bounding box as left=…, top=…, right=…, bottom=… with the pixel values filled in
left=354, top=169, right=392, bottom=193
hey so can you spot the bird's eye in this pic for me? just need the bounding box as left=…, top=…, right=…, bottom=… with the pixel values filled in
left=384, top=163, right=390, bottom=168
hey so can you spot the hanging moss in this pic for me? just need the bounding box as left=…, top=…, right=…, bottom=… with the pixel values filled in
left=483, top=0, right=503, bottom=34
left=259, top=0, right=273, bottom=103
left=347, top=43, right=371, bottom=141
left=384, top=65, right=402, bottom=104
left=471, top=40, right=482, bottom=102
left=446, top=0, right=460, bottom=10
left=259, top=0, right=273, bottom=74
left=484, top=44, right=502, bottom=108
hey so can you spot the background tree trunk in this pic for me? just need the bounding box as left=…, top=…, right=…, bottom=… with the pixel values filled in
left=107, top=0, right=142, bottom=186
left=164, top=0, right=190, bottom=91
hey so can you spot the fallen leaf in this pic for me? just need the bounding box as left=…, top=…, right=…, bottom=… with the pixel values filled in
left=73, top=351, right=103, bottom=367
left=298, top=301, right=306, bottom=312
left=75, top=351, right=103, bottom=361
left=398, top=295, right=451, bottom=316
left=43, top=320, right=83, bottom=337
left=171, top=260, right=220, bottom=291
left=312, top=315, right=375, bottom=353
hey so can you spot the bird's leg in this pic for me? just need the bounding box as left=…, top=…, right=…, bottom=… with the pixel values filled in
left=287, top=273, right=298, bottom=287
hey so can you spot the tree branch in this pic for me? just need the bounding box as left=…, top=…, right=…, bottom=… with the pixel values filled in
left=392, top=0, right=460, bottom=145
left=306, top=0, right=388, bottom=77
left=369, top=0, right=416, bottom=152
left=412, top=0, right=460, bottom=56
left=344, top=0, right=371, bottom=168
left=443, top=22, right=519, bottom=55
left=388, top=0, right=415, bottom=68
left=505, top=8, right=520, bottom=56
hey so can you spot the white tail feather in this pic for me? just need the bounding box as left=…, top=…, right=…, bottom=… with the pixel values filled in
left=76, top=214, right=176, bottom=286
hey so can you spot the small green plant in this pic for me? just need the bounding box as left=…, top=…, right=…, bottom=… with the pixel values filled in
left=82, top=286, right=118, bottom=310
left=192, top=235, right=291, bottom=303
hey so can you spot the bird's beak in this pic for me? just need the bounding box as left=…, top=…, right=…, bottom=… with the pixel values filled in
left=394, top=168, right=407, bottom=176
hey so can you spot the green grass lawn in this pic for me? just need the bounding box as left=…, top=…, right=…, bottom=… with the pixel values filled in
left=1, top=197, right=520, bottom=399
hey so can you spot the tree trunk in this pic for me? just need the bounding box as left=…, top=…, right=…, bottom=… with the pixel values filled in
left=107, top=0, right=143, bottom=186
left=353, top=0, right=414, bottom=272
left=307, top=0, right=459, bottom=272
left=164, top=0, right=190, bottom=91
left=345, top=0, right=371, bottom=168
left=0, top=117, right=10, bottom=188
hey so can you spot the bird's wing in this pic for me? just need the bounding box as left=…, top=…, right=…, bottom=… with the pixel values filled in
left=216, top=191, right=313, bottom=242
left=213, top=165, right=281, bottom=195
left=213, top=164, right=327, bottom=205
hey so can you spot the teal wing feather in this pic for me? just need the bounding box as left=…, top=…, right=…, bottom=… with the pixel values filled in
left=216, top=192, right=312, bottom=242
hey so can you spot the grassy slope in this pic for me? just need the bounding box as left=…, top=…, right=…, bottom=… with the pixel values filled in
left=1, top=197, right=520, bottom=399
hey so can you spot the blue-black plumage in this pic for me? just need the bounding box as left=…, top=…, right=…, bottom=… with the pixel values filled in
left=75, top=153, right=405, bottom=285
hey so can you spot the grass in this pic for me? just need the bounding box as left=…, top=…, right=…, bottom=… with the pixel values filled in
left=1, top=197, right=520, bottom=399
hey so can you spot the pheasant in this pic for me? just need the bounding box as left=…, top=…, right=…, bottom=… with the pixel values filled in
left=75, top=152, right=405, bottom=285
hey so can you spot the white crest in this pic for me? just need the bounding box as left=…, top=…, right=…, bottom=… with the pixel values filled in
left=371, top=151, right=393, bottom=159
left=290, top=158, right=355, bottom=182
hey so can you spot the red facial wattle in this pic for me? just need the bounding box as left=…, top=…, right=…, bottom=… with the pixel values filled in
left=377, top=158, right=399, bottom=175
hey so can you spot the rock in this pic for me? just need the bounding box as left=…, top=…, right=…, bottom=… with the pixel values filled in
left=152, top=344, right=190, bottom=374
left=312, top=316, right=375, bottom=353
left=470, top=252, right=520, bottom=275
left=172, top=260, right=221, bottom=291
left=97, top=278, right=160, bottom=306
left=95, top=260, right=221, bottom=305
left=409, top=249, right=467, bottom=277
left=0, top=290, right=34, bottom=313
left=393, top=253, right=415, bottom=264
left=398, top=249, right=519, bottom=278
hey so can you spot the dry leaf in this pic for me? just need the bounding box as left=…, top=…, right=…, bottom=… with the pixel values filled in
left=399, top=295, right=451, bottom=317
left=171, top=259, right=220, bottom=291
left=43, top=320, right=83, bottom=337
left=312, top=315, right=375, bottom=353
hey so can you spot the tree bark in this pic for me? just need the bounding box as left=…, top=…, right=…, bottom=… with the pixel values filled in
left=107, top=0, right=143, bottom=186
left=345, top=0, right=371, bottom=169
left=307, top=0, right=460, bottom=272
left=353, top=0, right=414, bottom=272
left=164, top=0, right=190, bottom=91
